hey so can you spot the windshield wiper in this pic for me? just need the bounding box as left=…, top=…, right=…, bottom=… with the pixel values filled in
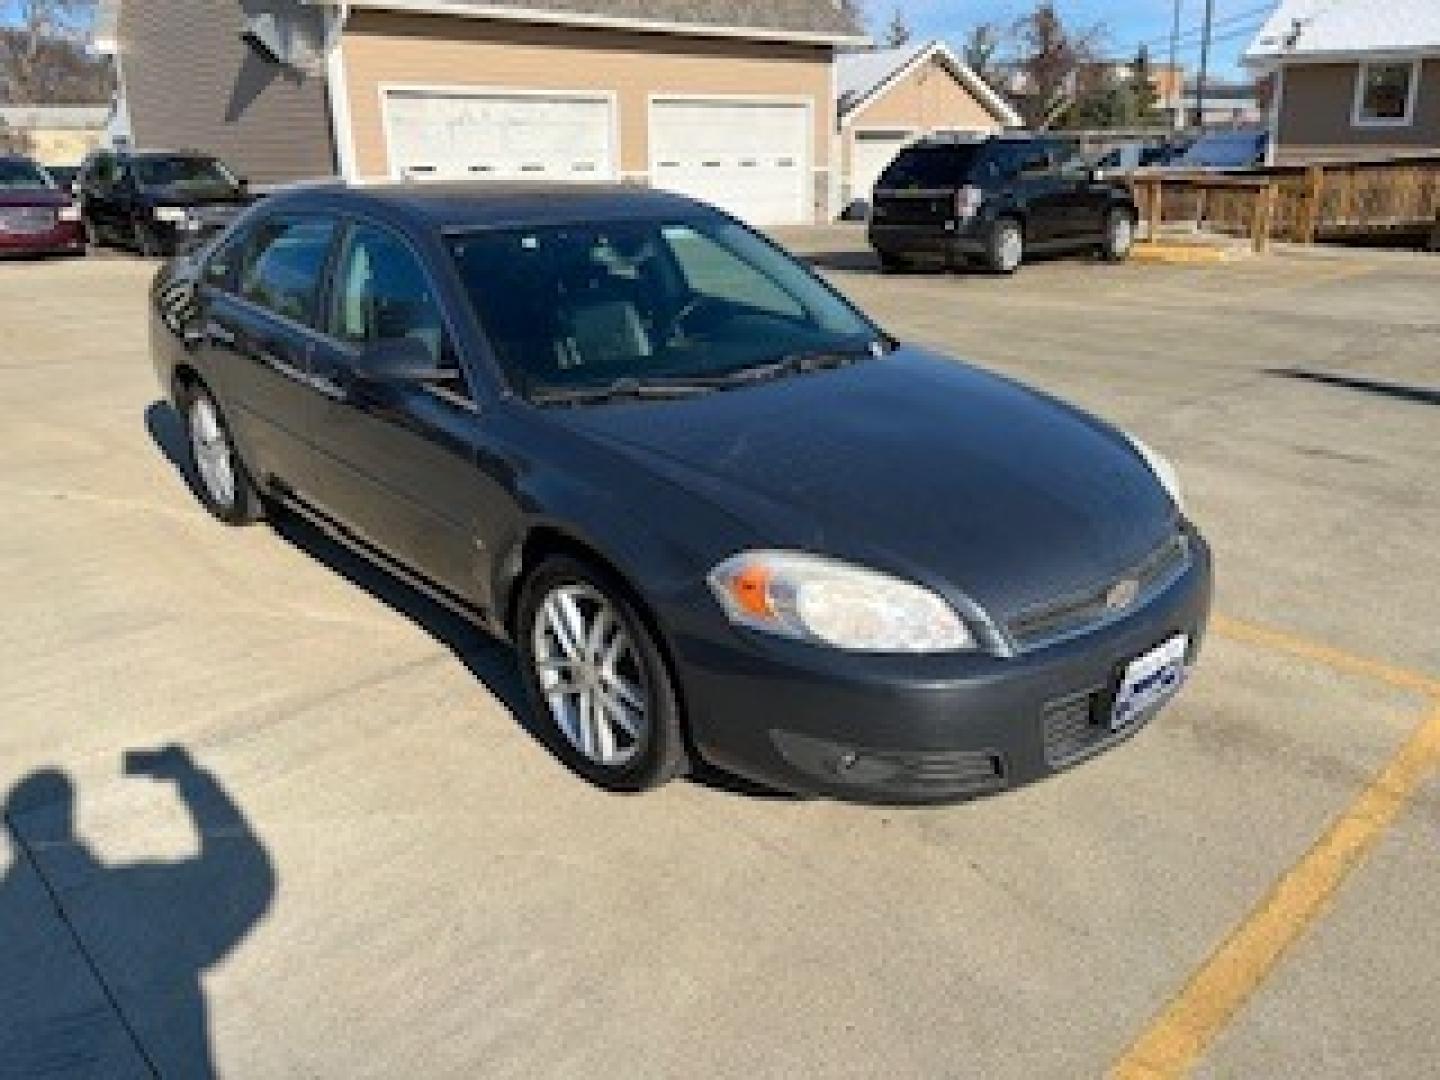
left=694, top=345, right=882, bottom=388
left=528, top=376, right=717, bottom=407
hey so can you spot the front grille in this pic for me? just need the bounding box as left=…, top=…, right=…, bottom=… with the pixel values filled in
left=846, top=748, right=1005, bottom=793
left=1008, top=532, right=1191, bottom=652
left=1042, top=693, right=1107, bottom=766
left=0, top=207, right=57, bottom=234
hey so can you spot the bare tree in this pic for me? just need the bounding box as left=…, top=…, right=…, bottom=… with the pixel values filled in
left=961, top=22, right=1006, bottom=90
left=881, top=6, right=912, bottom=49
left=0, top=0, right=103, bottom=104
left=1012, top=1, right=1103, bottom=128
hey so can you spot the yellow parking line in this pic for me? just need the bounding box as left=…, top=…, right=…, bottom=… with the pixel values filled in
left=1111, top=699, right=1440, bottom=1079
left=1213, top=614, right=1440, bottom=698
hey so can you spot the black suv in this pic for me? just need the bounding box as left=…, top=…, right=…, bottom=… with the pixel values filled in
left=868, top=135, right=1138, bottom=274
left=77, top=149, right=253, bottom=257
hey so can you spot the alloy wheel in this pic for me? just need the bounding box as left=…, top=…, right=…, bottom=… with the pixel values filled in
left=188, top=394, right=236, bottom=510
left=998, top=225, right=1023, bottom=272
left=1110, top=213, right=1134, bottom=256
left=531, top=583, right=649, bottom=768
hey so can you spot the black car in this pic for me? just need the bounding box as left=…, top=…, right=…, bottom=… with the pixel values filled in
left=78, top=149, right=252, bottom=257
left=869, top=135, right=1139, bottom=274
left=151, top=183, right=1210, bottom=804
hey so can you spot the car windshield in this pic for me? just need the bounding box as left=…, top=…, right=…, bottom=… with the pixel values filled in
left=0, top=159, right=54, bottom=190
left=1178, top=133, right=1266, bottom=168
left=133, top=155, right=241, bottom=197
left=877, top=144, right=983, bottom=190
left=449, top=215, right=880, bottom=397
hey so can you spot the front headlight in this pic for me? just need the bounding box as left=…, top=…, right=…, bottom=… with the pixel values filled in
left=1124, top=433, right=1184, bottom=511
left=57, top=205, right=81, bottom=222
left=153, top=206, right=189, bottom=224
left=708, top=551, right=975, bottom=653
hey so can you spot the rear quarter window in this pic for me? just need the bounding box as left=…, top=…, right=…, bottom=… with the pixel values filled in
left=877, top=145, right=982, bottom=190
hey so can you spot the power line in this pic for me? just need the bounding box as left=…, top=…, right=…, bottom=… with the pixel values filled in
left=1135, top=1, right=1274, bottom=53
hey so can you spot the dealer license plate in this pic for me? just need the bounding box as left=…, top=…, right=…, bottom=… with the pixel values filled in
left=1111, top=635, right=1189, bottom=731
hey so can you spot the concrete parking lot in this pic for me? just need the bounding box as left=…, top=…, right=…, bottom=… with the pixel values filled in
left=1, top=233, right=1437, bottom=1079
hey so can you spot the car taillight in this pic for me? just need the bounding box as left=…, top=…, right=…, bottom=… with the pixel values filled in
left=955, top=186, right=983, bottom=220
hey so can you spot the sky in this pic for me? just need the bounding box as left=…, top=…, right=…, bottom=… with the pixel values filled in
left=889, top=0, right=1273, bottom=80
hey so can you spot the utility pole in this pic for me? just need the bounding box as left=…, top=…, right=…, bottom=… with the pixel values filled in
left=1169, top=0, right=1182, bottom=129
left=1195, top=0, right=1215, bottom=130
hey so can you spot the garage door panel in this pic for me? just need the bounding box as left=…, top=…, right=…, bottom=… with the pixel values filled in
left=851, top=130, right=914, bottom=209
left=650, top=99, right=810, bottom=226
left=385, top=90, right=614, bottom=183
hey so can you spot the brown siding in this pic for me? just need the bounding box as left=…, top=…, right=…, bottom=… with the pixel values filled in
left=341, top=11, right=834, bottom=213
left=117, top=0, right=335, bottom=185
left=1277, top=60, right=1440, bottom=164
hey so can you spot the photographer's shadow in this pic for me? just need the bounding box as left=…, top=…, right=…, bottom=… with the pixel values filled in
left=0, top=749, right=274, bottom=1077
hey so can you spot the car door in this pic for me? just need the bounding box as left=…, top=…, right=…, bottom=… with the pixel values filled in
left=81, top=153, right=121, bottom=241
left=1010, top=144, right=1068, bottom=244
left=305, top=219, right=494, bottom=605
left=196, top=212, right=340, bottom=491
left=1055, top=149, right=1112, bottom=239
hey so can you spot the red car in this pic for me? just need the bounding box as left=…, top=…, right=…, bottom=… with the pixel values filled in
left=0, top=156, right=86, bottom=257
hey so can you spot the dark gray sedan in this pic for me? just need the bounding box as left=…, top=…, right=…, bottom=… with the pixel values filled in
left=150, top=183, right=1210, bottom=803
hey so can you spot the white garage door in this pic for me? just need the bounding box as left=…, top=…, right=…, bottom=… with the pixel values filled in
left=650, top=99, right=810, bottom=226
left=384, top=89, right=615, bottom=183
left=850, top=129, right=915, bottom=208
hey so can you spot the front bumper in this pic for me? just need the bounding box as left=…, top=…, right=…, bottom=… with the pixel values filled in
left=0, top=221, right=84, bottom=255
left=674, top=527, right=1213, bottom=803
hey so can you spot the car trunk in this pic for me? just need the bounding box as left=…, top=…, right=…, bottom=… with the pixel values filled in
left=871, top=143, right=979, bottom=228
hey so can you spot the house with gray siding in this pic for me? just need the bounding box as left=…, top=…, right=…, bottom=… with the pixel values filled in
left=93, top=0, right=866, bottom=225
left=1244, top=0, right=1440, bottom=165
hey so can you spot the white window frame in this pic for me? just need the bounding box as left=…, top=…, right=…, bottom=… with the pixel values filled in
left=1350, top=59, right=1422, bottom=129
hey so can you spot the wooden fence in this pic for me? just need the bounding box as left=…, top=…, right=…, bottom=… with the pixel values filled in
left=1129, top=154, right=1440, bottom=251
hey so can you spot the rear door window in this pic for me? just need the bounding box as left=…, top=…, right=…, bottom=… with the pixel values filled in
left=877, top=145, right=982, bottom=190
left=237, top=214, right=339, bottom=329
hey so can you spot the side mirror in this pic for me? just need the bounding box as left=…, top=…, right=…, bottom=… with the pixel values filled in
left=355, top=338, right=453, bottom=384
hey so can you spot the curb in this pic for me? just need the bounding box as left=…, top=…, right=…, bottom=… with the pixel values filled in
left=1131, top=243, right=1237, bottom=265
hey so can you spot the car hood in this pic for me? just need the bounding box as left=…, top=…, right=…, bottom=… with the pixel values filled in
left=0, top=189, right=69, bottom=208
left=547, top=347, right=1178, bottom=620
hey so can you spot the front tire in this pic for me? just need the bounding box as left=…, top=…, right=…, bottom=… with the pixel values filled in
left=984, top=218, right=1025, bottom=275
left=180, top=382, right=264, bottom=526
left=517, top=555, right=688, bottom=792
left=1100, top=208, right=1137, bottom=262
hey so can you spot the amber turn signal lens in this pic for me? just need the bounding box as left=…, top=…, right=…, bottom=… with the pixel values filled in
left=730, top=563, right=774, bottom=619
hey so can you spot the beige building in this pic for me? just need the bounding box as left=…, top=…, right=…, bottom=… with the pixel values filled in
left=0, top=106, right=109, bottom=165
left=836, top=41, right=1021, bottom=214
left=95, top=0, right=864, bottom=226
left=1244, top=0, right=1440, bottom=164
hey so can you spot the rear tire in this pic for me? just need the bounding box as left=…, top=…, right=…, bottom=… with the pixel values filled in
left=877, top=251, right=911, bottom=274
left=1100, top=207, right=1137, bottom=262
left=516, top=554, right=688, bottom=793
left=984, top=218, right=1024, bottom=275
left=179, top=381, right=265, bottom=526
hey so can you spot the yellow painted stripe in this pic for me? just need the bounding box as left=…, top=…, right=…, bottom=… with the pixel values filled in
left=1213, top=614, right=1440, bottom=698
left=1111, top=701, right=1440, bottom=1079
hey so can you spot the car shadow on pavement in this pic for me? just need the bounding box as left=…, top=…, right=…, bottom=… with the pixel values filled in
left=0, top=748, right=274, bottom=1078
left=144, top=402, right=795, bottom=801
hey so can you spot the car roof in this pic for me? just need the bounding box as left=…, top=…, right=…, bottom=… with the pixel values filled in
left=272, top=182, right=720, bottom=233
